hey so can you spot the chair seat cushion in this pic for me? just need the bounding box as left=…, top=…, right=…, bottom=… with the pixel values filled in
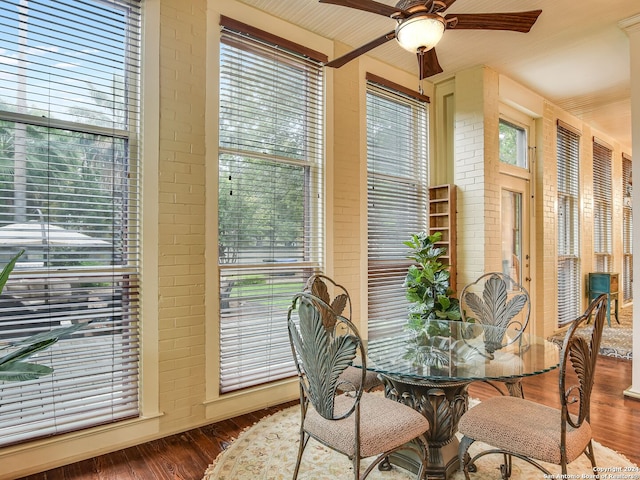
left=458, top=395, right=592, bottom=464
left=304, top=392, right=429, bottom=458
left=336, top=366, right=382, bottom=392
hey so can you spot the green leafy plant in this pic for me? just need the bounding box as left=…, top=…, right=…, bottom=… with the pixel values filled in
left=404, top=231, right=461, bottom=326
left=402, top=231, right=462, bottom=367
left=0, top=250, right=88, bottom=382
left=0, top=250, right=24, bottom=293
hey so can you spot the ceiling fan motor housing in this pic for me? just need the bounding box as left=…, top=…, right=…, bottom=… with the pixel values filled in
left=395, top=0, right=447, bottom=14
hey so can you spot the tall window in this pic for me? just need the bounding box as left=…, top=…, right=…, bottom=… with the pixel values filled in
left=366, top=75, right=429, bottom=339
left=0, top=0, right=141, bottom=446
left=557, top=122, right=580, bottom=325
left=218, top=19, right=324, bottom=393
left=623, top=153, right=633, bottom=302
left=593, top=139, right=613, bottom=272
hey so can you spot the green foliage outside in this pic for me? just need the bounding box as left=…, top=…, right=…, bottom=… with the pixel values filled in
left=499, top=120, right=525, bottom=167
left=0, top=93, right=127, bottom=268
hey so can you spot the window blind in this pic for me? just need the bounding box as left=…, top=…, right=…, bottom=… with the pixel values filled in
left=366, top=79, right=428, bottom=339
left=622, top=153, right=632, bottom=302
left=0, top=0, right=141, bottom=446
left=218, top=21, right=324, bottom=393
left=556, top=122, right=581, bottom=325
left=593, top=139, right=613, bottom=272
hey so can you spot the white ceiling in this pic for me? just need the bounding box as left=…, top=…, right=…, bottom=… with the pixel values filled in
left=237, top=0, right=639, bottom=149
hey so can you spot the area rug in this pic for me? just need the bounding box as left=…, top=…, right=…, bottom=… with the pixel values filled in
left=202, top=401, right=636, bottom=480
left=549, top=305, right=632, bottom=360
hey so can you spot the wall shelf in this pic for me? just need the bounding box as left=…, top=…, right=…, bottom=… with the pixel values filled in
left=429, top=184, right=457, bottom=291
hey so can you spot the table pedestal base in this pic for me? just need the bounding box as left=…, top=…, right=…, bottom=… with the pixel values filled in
left=380, top=375, right=470, bottom=480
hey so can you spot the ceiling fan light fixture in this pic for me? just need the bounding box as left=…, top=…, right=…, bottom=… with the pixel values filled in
left=395, top=13, right=445, bottom=53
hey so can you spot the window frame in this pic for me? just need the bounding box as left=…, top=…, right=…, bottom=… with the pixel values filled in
left=365, top=74, right=429, bottom=339
left=499, top=118, right=528, bottom=170
left=0, top=0, right=142, bottom=446
left=217, top=18, right=325, bottom=394
left=556, top=120, right=581, bottom=326
left=622, top=153, right=633, bottom=303
left=593, top=138, right=613, bottom=272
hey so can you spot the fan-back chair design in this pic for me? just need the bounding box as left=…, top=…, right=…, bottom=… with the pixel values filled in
left=287, top=292, right=430, bottom=480
left=457, top=294, right=607, bottom=479
left=460, top=273, right=530, bottom=358
left=304, top=274, right=382, bottom=392
left=460, top=273, right=531, bottom=396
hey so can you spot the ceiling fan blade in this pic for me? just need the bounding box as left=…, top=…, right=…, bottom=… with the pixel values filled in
left=325, top=31, right=396, bottom=68
left=319, top=0, right=405, bottom=18
left=418, top=48, right=443, bottom=79
left=445, top=10, right=542, bottom=33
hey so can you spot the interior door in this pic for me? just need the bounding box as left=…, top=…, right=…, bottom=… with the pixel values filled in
left=498, top=108, right=535, bottom=335
left=500, top=175, right=530, bottom=289
left=498, top=108, right=534, bottom=292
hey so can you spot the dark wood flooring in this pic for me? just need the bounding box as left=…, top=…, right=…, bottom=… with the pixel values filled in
left=18, top=356, right=640, bottom=480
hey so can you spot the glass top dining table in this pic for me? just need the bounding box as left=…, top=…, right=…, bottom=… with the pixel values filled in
left=360, top=320, right=561, bottom=480
left=365, top=320, right=560, bottom=384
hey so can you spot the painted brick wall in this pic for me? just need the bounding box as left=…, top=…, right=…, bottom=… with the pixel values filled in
left=453, top=67, right=487, bottom=289
left=481, top=68, right=502, bottom=274
left=538, top=101, right=559, bottom=338
left=331, top=59, right=363, bottom=324
left=157, top=0, right=207, bottom=431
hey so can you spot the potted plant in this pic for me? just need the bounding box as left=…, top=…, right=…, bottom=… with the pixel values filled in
left=402, top=231, right=462, bottom=368
left=0, top=250, right=87, bottom=382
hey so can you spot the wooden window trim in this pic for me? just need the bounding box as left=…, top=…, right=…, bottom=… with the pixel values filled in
left=220, top=15, right=328, bottom=63
left=366, top=72, right=430, bottom=103
left=556, top=119, right=581, bottom=137
left=593, top=136, right=614, bottom=152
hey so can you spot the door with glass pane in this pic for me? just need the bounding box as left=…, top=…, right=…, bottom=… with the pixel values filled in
left=500, top=177, right=530, bottom=289
left=498, top=114, right=532, bottom=291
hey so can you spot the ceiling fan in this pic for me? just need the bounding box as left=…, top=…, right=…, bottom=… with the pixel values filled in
left=321, top=0, right=542, bottom=80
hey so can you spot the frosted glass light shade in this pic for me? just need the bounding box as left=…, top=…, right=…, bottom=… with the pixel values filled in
left=396, top=14, right=446, bottom=52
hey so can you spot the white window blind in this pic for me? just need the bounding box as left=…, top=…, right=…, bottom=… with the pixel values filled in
left=623, top=153, right=633, bottom=302
left=0, top=0, right=141, bottom=446
left=218, top=18, right=325, bottom=393
left=366, top=76, right=429, bottom=339
left=593, top=139, right=613, bottom=272
left=556, top=122, right=581, bottom=325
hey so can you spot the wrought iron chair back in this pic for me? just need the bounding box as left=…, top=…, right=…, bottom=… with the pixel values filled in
left=304, top=273, right=351, bottom=323
left=287, top=291, right=365, bottom=420
left=460, top=272, right=530, bottom=357
left=303, top=274, right=381, bottom=393
left=558, top=293, right=607, bottom=442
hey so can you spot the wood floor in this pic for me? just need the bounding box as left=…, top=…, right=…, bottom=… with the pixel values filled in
left=18, top=356, right=640, bottom=480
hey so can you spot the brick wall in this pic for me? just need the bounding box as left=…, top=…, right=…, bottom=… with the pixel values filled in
left=331, top=58, right=363, bottom=324
left=157, top=0, right=207, bottom=431
left=538, top=101, right=558, bottom=338
left=454, top=67, right=487, bottom=288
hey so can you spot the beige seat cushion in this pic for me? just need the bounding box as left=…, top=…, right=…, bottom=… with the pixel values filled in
left=337, top=366, right=381, bottom=392
left=458, top=395, right=592, bottom=464
left=304, top=392, right=429, bottom=458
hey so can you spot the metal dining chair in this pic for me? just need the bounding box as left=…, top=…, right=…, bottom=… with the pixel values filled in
left=460, top=272, right=530, bottom=358
left=304, top=274, right=382, bottom=392
left=459, top=272, right=532, bottom=397
left=287, top=292, right=430, bottom=480
left=457, top=294, right=607, bottom=478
